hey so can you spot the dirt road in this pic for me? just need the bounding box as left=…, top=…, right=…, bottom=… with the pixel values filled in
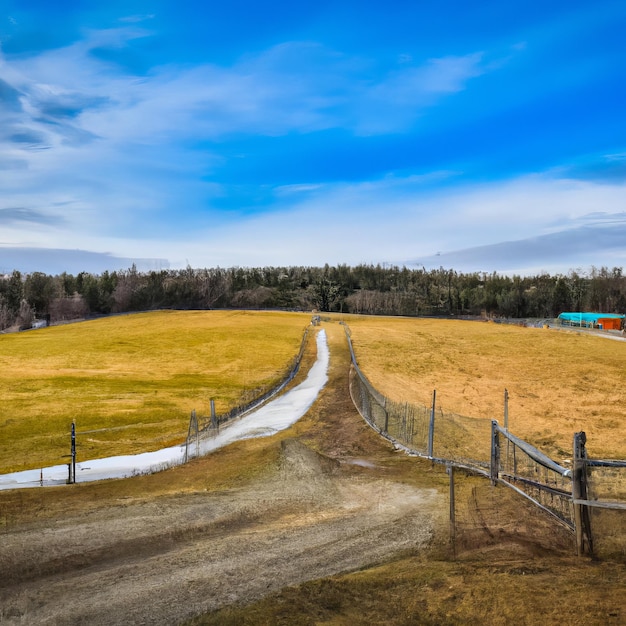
left=0, top=439, right=442, bottom=625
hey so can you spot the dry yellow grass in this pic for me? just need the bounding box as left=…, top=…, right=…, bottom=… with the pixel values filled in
left=187, top=552, right=625, bottom=626
left=0, top=310, right=310, bottom=473
left=339, top=315, right=626, bottom=459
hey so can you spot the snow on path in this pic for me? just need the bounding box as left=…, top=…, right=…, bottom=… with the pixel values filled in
left=0, top=330, right=329, bottom=491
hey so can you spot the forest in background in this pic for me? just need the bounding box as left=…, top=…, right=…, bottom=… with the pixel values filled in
left=1, top=264, right=625, bottom=331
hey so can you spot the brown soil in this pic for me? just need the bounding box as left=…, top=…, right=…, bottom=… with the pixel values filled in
left=0, top=440, right=443, bottom=625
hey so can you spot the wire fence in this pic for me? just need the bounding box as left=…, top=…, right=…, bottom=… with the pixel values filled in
left=493, top=422, right=575, bottom=529
left=344, top=323, right=626, bottom=558
left=582, top=458, right=626, bottom=558
left=184, top=325, right=312, bottom=460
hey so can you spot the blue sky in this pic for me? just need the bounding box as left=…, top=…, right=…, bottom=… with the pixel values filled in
left=1, top=1, right=625, bottom=276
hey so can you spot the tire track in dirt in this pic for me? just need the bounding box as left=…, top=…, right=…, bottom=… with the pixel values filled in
left=0, top=439, right=442, bottom=625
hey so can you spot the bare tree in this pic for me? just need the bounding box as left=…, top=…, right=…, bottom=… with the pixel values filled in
left=49, top=293, right=89, bottom=322
left=16, top=299, right=34, bottom=330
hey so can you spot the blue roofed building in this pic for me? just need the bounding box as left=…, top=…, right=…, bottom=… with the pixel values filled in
left=557, top=312, right=625, bottom=331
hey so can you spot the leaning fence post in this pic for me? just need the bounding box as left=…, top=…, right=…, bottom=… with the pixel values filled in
left=490, top=420, right=500, bottom=485
left=185, top=409, right=199, bottom=463
left=428, top=390, right=436, bottom=458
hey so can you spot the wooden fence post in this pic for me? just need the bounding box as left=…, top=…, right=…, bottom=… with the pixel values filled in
left=383, top=398, right=389, bottom=435
left=195, top=409, right=200, bottom=458
left=503, top=388, right=509, bottom=432
left=490, top=420, right=500, bottom=486
left=428, top=390, right=436, bottom=458
left=573, top=431, right=594, bottom=556
left=185, top=409, right=199, bottom=463
left=210, top=399, right=217, bottom=430
left=448, top=464, right=456, bottom=559
left=71, top=421, right=76, bottom=484
left=504, top=389, right=510, bottom=471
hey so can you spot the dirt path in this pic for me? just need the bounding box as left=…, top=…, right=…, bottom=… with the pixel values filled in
left=0, top=440, right=441, bottom=625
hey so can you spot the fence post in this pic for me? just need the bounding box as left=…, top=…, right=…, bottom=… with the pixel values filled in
left=195, top=409, right=200, bottom=458
left=210, top=399, right=217, bottom=430
left=447, top=464, right=456, bottom=559
left=383, top=399, right=389, bottom=434
left=504, top=389, right=510, bottom=471
left=363, top=381, right=372, bottom=424
left=573, top=431, right=594, bottom=556
left=185, top=409, right=199, bottom=463
left=428, top=390, right=436, bottom=458
left=71, top=421, right=76, bottom=484
left=490, top=420, right=500, bottom=485
left=503, top=388, right=509, bottom=432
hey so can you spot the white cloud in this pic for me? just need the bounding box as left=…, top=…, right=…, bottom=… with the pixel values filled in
left=119, top=14, right=156, bottom=24
left=353, top=52, right=487, bottom=134
left=1, top=32, right=492, bottom=150
left=605, top=152, right=626, bottom=162
left=274, top=183, right=325, bottom=196
left=402, top=53, right=485, bottom=95
left=162, top=174, right=626, bottom=272
left=3, top=172, right=626, bottom=275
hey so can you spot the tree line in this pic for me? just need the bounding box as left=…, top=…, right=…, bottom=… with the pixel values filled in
left=1, top=264, right=625, bottom=331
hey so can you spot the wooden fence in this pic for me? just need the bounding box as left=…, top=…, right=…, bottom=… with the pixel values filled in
left=344, top=323, right=626, bottom=557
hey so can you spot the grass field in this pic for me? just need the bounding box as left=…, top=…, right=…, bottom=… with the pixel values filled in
left=340, top=315, right=626, bottom=459
left=0, top=310, right=310, bottom=473
left=0, top=319, right=624, bottom=625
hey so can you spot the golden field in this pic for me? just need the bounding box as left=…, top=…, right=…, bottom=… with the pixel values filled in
left=340, top=315, right=626, bottom=460
left=2, top=311, right=624, bottom=475
left=0, top=310, right=310, bottom=473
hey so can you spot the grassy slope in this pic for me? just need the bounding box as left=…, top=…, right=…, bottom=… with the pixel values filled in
left=0, top=310, right=309, bottom=473
left=340, top=315, right=626, bottom=459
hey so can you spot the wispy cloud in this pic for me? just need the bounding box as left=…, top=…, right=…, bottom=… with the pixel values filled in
left=413, top=223, right=626, bottom=276
left=605, top=153, right=626, bottom=163
left=119, top=14, right=156, bottom=24
left=0, top=207, right=63, bottom=226
left=157, top=174, right=626, bottom=273
left=353, top=52, right=487, bottom=134
left=0, top=246, right=168, bottom=275
left=1, top=32, right=493, bottom=150
left=372, top=53, right=485, bottom=100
